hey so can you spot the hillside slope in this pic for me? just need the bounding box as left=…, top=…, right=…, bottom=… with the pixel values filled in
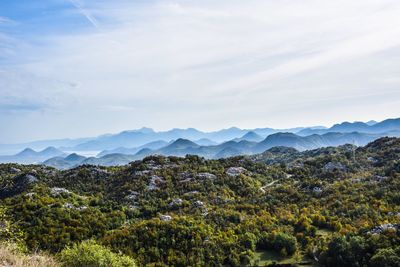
left=0, top=137, right=399, bottom=266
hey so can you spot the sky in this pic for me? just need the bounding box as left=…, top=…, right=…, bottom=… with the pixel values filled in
left=1, top=0, right=400, bottom=143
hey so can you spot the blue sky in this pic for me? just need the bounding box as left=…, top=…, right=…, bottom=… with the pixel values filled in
left=1, top=0, right=400, bottom=143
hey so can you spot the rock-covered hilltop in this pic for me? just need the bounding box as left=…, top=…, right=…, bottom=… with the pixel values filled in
left=0, top=137, right=399, bottom=266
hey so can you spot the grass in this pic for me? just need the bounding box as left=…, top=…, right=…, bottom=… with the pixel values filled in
left=0, top=243, right=59, bottom=267
left=251, top=250, right=313, bottom=266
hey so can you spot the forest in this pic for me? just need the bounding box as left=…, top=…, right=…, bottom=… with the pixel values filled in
left=0, top=137, right=399, bottom=266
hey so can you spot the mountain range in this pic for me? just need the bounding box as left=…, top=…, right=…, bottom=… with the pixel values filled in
left=0, top=126, right=310, bottom=154
left=1, top=118, right=400, bottom=168
left=296, top=118, right=399, bottom=135
left=43, top=131, right=389, bottom=169
left=0, top=147, right=65, bottom=164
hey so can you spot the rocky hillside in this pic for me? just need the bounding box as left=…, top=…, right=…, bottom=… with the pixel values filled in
left=0, top=137, right=399, bottom=266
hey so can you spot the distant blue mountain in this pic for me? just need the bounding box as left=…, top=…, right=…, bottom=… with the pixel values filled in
left=43, top=153, right=86, bottom=170
left=97, top=140, right=169, bottom=157
left=1, top=118, right=400, bottom=160
left=193, top=138, right=217, bottom=146
left=36, top=128, right=398, bottom=169
left=297, top=118, right=400, bottom=136
left=233, top=131, right=263, bottom=142
left=130, top=131, right=385, bottom=161
left=0, top=138, right=91, bottom=155
left=0, top=147, right=65, bottom=164
left=70, top=126, right=309, bottom=151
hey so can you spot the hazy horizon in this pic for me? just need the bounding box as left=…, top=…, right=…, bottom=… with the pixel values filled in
left=1, top=0, right=400, bottom=143
left=0, top=117, right=393, bottom=145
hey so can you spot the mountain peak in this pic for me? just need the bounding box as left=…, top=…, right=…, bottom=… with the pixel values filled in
left=267, top=132, right=299, bottom=138
left=38, top=146, right=64, bottom=157
left=242, top=131, right=262, bottom=140
left=226, top=127, right=241, bottom=131
left=233, top=131, right=263, bottom=142
left=65, top=153, right=85, bottom=162
left=242, top=131, right=258, bottom=137
left=170, top=138, right=199, bottom=148
left=16, top=148, right=37, bottom=156
left=136, top=127, right=154, bottom=133
left=40, top=146, right=59, bottom=153
left=366, top=120, right=377, bottom=126
left=329, top=121, right=369, bottom=132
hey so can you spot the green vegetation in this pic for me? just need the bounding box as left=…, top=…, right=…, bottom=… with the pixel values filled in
left=59, top=240, right=136, bottom=267
left=251, top=250, right=309, bottom=266
left=0, top=137, right=399, bottom=266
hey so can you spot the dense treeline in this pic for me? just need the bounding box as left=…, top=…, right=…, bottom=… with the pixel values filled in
left=0, top=137, right=399, bottom=266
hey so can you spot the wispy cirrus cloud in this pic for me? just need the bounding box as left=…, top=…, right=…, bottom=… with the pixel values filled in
left=67, top=0, right=99, bottom=28
left=0, top=16, right=14, bottom=24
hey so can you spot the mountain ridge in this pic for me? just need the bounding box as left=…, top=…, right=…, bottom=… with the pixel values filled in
left=41, top=131, right=393, bottom=169
left=2, top=118, right=399, bottom=154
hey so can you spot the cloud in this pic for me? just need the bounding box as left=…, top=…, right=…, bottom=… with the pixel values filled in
left=0, top=68, right=77, bottom=113
left=0, top=101, right=45, bottom=113
left=1, top=0, right=400, bottom=141
left=68, top=0, right=99, bottom=28
left=0, top=16, right=14, bottom=24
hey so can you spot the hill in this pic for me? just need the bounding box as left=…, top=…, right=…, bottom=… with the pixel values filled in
left=43, top=152, right=138, bottom=169
left=156, top=139, right=200, bottom=156
left=0, top=137, right=399, bottom=266
left=43, top=153, right=87, bottom=170
left=80, top=153, right=136, bottom=166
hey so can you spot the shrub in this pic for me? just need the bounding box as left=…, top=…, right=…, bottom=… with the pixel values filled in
left=256, top=232, right=297, bottom=256
left=370, top=247, right=400, bottom=267
left=273, top=233, right=297, bottom=256
left=59, top=240, right=136, bottom=267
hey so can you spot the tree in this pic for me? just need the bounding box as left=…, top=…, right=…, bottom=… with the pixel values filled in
left=273, top=233, right=297, bottom=256
left=59, top=240, right=136, bottom=267
left=240, top=232, right=257, bottom=250
left=370, top=248, right=400, bottom=267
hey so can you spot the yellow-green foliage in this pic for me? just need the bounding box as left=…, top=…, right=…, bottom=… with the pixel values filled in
left=0, top=206, right=26, bottom=252
left=59, top=240, right=136, bottom=267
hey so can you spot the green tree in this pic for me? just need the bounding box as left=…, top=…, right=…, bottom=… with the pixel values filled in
left=59, top=240, right=136, bottom=267
left=273, top=233, right=297, bottom=256
left=370, top=248, right=400, bottom=267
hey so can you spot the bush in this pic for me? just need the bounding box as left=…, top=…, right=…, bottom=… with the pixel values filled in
left=370, top=247, right=400, bottom=267
left=273, top=232, right=297, bottom=256
left=59, top=240, right=136, bottom=267
left=257, top=232, right=297, bottom=256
